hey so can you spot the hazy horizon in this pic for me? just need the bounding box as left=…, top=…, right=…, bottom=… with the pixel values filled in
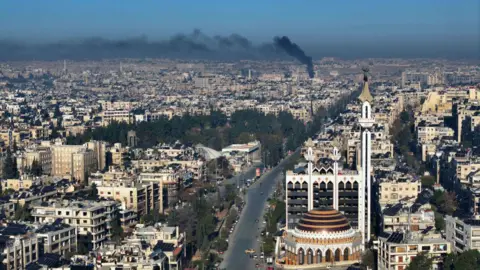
left=1, top=0, right=478, bottom=60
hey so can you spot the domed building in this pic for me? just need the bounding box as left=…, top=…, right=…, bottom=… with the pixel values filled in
left=281, top=207, right=362, bottom=268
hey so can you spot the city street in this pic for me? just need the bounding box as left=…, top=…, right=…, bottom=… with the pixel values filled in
left=220, top=149, right=300, bottom=270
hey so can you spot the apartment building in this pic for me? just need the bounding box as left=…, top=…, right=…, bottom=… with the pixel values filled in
left=417, top=125, right=454, bottom=144
left=17, top=145, right=52, bottom=175
left=382, top=203, right=435, bottom=232
left=132, top=224, right=185, bottom=270
left=36, top=222, right=77, bottom=256
left=95, top=178, right=162, bottom=217
left=0, top=225, right=40, bottom=270
left=98, top=100, right=137, bottom=111
left=51, top=141, right=105, bottom=184
left=139, top=171, right=179, bottom=210
left=377, top=231, right=450, bottom=270
left=101, top=110, right=133, bottom=126
left=32, top=200, right=118, bottom=250
left=378, top=178, right=421, bottom=206
left=109, top=143, right=128, bottom=167
left=451, top=157, right=480, bottom=185
left=445, top=216, right=480, bottom=252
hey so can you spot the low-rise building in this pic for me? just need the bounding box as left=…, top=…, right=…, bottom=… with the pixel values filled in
left=445, top=216, right=480, bottom=252
left=0, top=224, right=40, bottom=270
left=32, top=200, right=118, bottom=250
left=36, top=221, right=77, bottom=256
left=377, top=231, right=450, bottom=270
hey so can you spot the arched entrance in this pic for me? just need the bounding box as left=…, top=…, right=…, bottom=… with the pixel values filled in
left=307, top=249, right=313, bottom=264
left=325, top=249, right=332, bottom=263
left=344, top=248, right=350, bottom=261
left=298, top=248, right=304, bottom=265
left=335, top=248, right=341, bottom=261
left=316, top=250, right=322, bottom=264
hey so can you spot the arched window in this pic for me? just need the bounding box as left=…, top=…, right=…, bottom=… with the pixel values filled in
left=307, top=249, right=313, bottom=264
left=353, top=181, right=359, bottom=190
left=346, top=181, right=352, bottom=190
left=327, top=168, right=333, bottom=174
left=327, top=182, right=333, bottom=191
left=338, top=182, right=344, bottom=190
left=298, top=248, right=304, bottom=265
left=343, top=248, right=349, bottom=261
left=294, top=182, right=301, bottom=189
left=287, top=182, right=293, bottom=189
left=319, top=168, right=327, bottom=175
left=320, top=182, right=326, bottom=191
left=335, top=249, right=341, bottom=262
left=316, top=250, right=322, bottom=264
left=301, top=181, right=308, bottom=190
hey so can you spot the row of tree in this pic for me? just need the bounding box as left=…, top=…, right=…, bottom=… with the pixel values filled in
left=67, top=89, right=360, bottom=168
left=407, top=250, right=480, bottom=270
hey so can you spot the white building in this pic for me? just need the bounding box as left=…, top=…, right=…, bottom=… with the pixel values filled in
left=445, top=215, right=480, bottom=252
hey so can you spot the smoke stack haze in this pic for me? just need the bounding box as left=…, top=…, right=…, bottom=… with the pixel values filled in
left=274, top=36, right=314, bottom=78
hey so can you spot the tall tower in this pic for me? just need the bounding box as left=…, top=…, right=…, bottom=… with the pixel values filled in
left=358, top=68, right=374, bottom=245
left=331, top=146, right=341, bottom=210
left=305, top=138, right=315, bottom=211
left=63, top=60, right=67, bottom=75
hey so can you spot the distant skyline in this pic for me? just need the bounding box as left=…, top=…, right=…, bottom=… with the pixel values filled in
left=1, top=0, right=479, bottom=59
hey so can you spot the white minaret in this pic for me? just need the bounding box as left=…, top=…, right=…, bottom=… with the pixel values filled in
left=305, top=139, right=315, bottom=211
left=331, top=146, right=341, bottom=210
left=358, top=68, right=374, bottom=246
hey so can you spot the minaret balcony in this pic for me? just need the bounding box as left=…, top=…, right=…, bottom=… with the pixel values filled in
left=359, top=117, right=375, bottom=128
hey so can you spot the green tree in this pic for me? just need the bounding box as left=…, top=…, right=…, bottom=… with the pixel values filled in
left=445, top=250, right=480, bottom=270
left=406, top=253, right=433, bottom=270
left=215, top=238, right=228, bottom=252
left=361, top=249, right=375, bottom=270
left=455, top=250, right=480, bottom=270
left=30, top=159, right=43, bottom=176
left=2, top=149, right=19, bottom=179
left=53, top=104, right=62, bottom=118
left=87, top=183, right=98, bottom=199
left=110, top=213, right=124, bottom=244
left=434, top=212, right=445, bottom=232
left=421, top=175, right=436, bottom=188
left=13, top=204, right=32, bottom=221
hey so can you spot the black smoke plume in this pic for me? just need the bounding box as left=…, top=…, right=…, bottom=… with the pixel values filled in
left=274, top=36, right=314, bottom=78
left=0, top=30, right=287, bottom=61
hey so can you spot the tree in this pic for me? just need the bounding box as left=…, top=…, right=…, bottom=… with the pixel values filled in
left=2, top=149, right=19, bottom=179
left=53, top=104, right=62, bottom=118
left=13, top=204, right=32, bottom=222
left=406, top=253, right=433, bottom=270
left=421, top=175, right=436, bottom=188
left=442, top=192, right=458, bottom=215
left=360, top=249, right=375, bottom=270
left=215, top=238, right=228, bottom=252
left=435, top=213, right=445, bottom=232
left=30, top=159, right=43, bottom=176
left=110, top=213, right=124, bottom=244
left=87, top=183, right=98, bottom=199
left=445, top=250, right=480, bottom=270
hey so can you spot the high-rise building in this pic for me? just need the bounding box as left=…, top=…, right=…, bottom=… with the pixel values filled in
left=51, top=141, right=105, bottom=184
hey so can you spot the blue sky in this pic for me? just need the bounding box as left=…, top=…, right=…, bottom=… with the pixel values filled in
left=1, top=0, right=478, bottom=43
